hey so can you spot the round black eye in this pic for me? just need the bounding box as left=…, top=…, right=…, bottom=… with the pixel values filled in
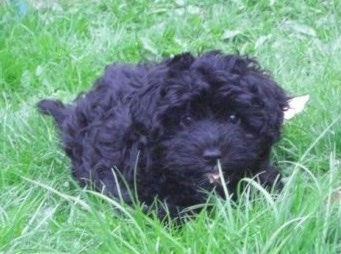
left=181, top=115, right=193, bottom=126
left=228, top=114, right=239, bottom=123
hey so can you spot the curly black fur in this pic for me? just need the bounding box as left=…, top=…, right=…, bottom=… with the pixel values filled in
left=38, top=51, right=289, bottom=218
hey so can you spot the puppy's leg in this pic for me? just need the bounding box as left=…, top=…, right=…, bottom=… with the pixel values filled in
left=257, top=164, right=283, bottom=190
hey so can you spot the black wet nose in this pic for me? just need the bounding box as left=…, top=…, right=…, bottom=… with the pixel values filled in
left=203, top=148, right=221, bottom=163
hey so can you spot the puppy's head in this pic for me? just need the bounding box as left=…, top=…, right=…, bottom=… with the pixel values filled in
left=131, top=51, right=288, bottom=184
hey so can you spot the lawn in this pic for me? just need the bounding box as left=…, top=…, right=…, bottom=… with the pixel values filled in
left=1, top=0, right=341, bottom=253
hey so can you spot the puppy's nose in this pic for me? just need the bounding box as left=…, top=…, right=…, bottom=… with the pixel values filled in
left=203, top=148, right=221, bottom=163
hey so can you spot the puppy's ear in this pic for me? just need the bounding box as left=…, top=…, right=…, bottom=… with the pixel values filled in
left=235, top=63, right=289, bottom=144
left=130, top=82, right=164, bottom=135
left=130, top=53, right=195, bottom=135
left=257, top=76, right=289, bottom=142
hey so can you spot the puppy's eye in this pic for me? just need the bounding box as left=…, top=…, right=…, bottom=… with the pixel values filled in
left=228, top=114, right=239, bottom=123
left=181, top=115, right=193, bottom=126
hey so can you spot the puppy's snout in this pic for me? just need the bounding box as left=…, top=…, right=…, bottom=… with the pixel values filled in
left=203, top=148, right=221, bottom=164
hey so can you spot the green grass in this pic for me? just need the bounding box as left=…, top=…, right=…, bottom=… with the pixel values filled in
left=1, top=0, right=341, bottom=253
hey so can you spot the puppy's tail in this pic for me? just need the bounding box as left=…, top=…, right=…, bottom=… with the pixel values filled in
left=37, top=99, right=67, bottom=130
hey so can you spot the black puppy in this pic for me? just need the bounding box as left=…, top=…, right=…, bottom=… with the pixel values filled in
left=38, top=51, right=289, bottom=218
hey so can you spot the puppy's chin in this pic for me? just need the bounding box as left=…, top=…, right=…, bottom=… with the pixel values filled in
left=204, top=165, right=221, bottom=184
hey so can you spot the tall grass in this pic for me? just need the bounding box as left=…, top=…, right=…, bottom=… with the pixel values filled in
left=1, top=0, right=340, bottom=253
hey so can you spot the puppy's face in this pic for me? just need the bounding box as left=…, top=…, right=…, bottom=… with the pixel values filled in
left=131, top=52, right=288, bottom=184
left=159, top=101, right=262, bottom=183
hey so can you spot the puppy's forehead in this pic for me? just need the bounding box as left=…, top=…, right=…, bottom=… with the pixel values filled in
left=161, top=52, right=285, bottom=113
left=162, top=72, right=240, bottom=110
